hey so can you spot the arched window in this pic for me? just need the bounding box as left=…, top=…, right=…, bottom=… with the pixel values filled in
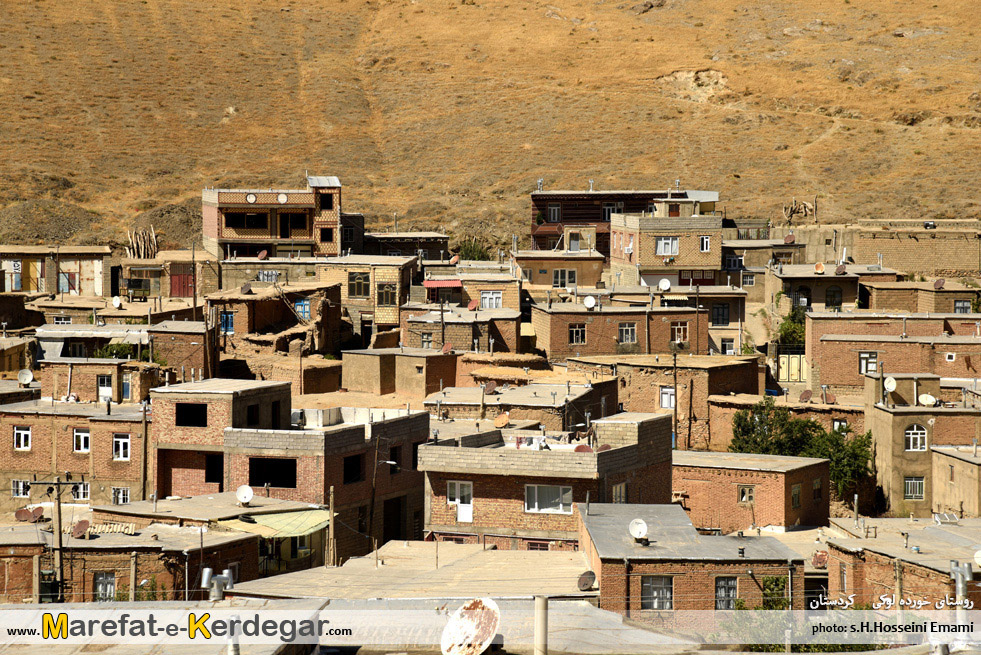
left=904, top=424, right=927, bottom=451
left=826, top=285, right=843, bottom=309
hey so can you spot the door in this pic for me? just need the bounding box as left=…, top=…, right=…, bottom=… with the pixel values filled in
left=568, top=232, right=581, bottom=252
left=280, top=214, right=290, bottom=238
left=360, top=316, right=373, bottom=348
left=24, top=260, right=40, bottom=292
left=97, top=375, right=112, bottom=402
left=382, top=495, right=407, bottom=543
left=170, top=263, right=194, bottom=297
left=455, top=482, right=473, bottom=523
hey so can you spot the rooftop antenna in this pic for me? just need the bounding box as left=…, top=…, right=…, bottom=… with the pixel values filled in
left=536, top=178, right=544, bottom=192
left=588, top=179, right=594, bottom=192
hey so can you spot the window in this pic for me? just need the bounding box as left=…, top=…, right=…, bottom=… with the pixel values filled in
left=389, top=445, right=402, bottom=475
left=711, top=304, right=730, bottom=326
left=377, top=283, right=397, bottom=307
left=618, top=322, right=637, bottom=344
left=320, top=228, right=334, bottom=243
left=832, top=419, right=848, bottom=433
left=715, top=577, right=738, bottom=610
left=612, top=482, right=628, bottom=504
left=946, top=353, right=956, bottom=362
left=743, top=273, right=755, bottom=286
left=13, top=426, right=30, bottom=451
left=568, top=323, right=586, bottom=345
left=670, top=321, right=689, bottom=343
left=659, top=386, right=675, bottom=409
left=904, top=424, right=927, bottom=451
left=224, top=212, right=268, bottom=230
left=112, top=487, right=130, bottom=505
left=738, top=485, right=755, bottom=504
left=72, top=482, right=90, bottom=501
left=249, top=457, right=297, bottom=488
left=283, top=213, right=306, bottom=230
left=950, top=464, right=955, bottom=482
left=641, top=576, right=673, bottom=610
left=421, top=333, right=434, bottom=349
left=602, top=203, right=619, bottom=221
left=700, top=236, right=711, bottom=253
left=839, top=564, right=847, bottom=594
left=293, top=299, right=311, bottom=319
left=341, top=226, right=356, bottom=244
left=175, top=403, right=208, bottom=427
left=791, top=483, right=801, bottom=509
left=721, top=338, right=735, bottom=355
left=655, top=237, right=679, bottom=256
left=256, top=270, right=280, bottom=283
left=813, top=478, right=822, bottom=501
left=858, top=351, right=878, bottom=375
left=93, top=572, right=115, bottom=603
left=96, top=374, right=112, bottom=402
left=112, top=434, right=130, bottom=461
left=547, top=204, right=561, bottom=222
left=525, top=485, right=573, bottom=514
left=527, top=541, right=550, bottom=551
left=245, top=404, right=260, bottom=427
left=955, top=300, right=971, bottom=314
left=568, top=231, right=582, bottom=252
left=552, top=269, right=576, bottom=288
left=447, top=480, right=473, bottom=505
left=825, top=286, right=843, bottom=309
left=205, top=454, right=223, bottom=484
left=725, top=254, right=744, bottom=269
left=348, top=272, right=370, bottom=298
left=321, top=194, right=334, bottom=211
left=480, top=290, right=503, bottom=309
left=220, top=311, right=235, bottom=334
left=343, top=454, right=365, bottom=484
left=904, top=476, right=925, bottom=500
left=53, top=315, right=72, bottom=325
left=12, top=480, right=29, bottom=498
left=122, top=374, right=132, bottom=401
left=68, top=343, right=86, bottom=358
left=73, top=428, right=90, bottom=453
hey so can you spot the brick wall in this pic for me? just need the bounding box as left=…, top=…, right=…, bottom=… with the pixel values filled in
left=707, top=397, right=866, bottom=451
left=0, top=546, right=43, bottom=603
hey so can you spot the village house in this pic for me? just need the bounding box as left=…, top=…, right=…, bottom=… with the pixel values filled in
left=202, top=175, right=344, bottom=259
left=37, top=358, right=165, bottom=403
left=318, top=254, right=416, bottom=346
left=609, top=213, right=724, bottom=288
left=860, top=279, right=980, bottom=314
left=363, top=231, right=449, bottom=259
left=146, top=320, right=219, bottom=379
left=578, top=503, right=807, bottom=614
left=0, top=246, right=111, bottom=295
left=421, top=272, right=522, bottom=311
left=418, top=412, right=672, bottom=549
left=512, top=248, right=606, bottom=292
left=120, top=249, right=220, bottom=301
left=764, top=263, right=901, bottom=315
left=530, top=302, right=708, bottom=362
left=672, top=451, right=830, bottom=534
left=400, top=303, right=521, bottom=353
left=0, top=336, right=31, bottom=378
left=341, top=347, right=458, bottom=399
left=567, top=354, right=763, bottom=451
left=931, top=444, right=981, bottom=518
left=29, top=295, right=200, bottom=326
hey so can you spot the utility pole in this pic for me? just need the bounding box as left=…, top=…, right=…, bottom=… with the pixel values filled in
left=440, top=300, right=445, bottom=347
left=191, top=241, right=198, bottom=322
left=672, top=351, right=679, bottom=450
left=53, top=476, right=64, bottom=602
left=695, top=286, right=700, bottom=354
left=950, top=560, right=972, bottom=629
left=366, top=435, right=382, bottom=549
left=327, top=486, right=336, bottom=567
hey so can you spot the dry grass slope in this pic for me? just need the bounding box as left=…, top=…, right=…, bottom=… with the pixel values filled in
left=0, top=0, right=979, bottom=248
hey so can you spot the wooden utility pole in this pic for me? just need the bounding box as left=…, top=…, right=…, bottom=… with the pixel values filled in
left=672, top=352, right=679, bottom=449
left=366, top=435, right=382, bottom=547
left=327, top=486, right=336, bottom=567
left=440, top=301, right=445, bottom=347
left=191, top=242, right=198, bottom=322
left=52, top=477, right=65, bottom=602
left=695, top=286, right=700, bottom=354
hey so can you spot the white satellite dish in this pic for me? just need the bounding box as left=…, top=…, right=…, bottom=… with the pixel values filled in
left=628, top=518, right=649, bottom=540
left=112, top=296, right=122, bottom=309
left=440, top=598, right=501, bottom=655
left=583, top=295, right=597, bottom=309
left=974, top=550, right=981, bottom=568
left=883, top=377, right=897, bottom=393
left=918, top=393, right=936, bottom=407
left=657, top=278, right=671, bottom=292
left=16, top=369, right=33, bottom=386
left=235, top=484, right=254, bottom=506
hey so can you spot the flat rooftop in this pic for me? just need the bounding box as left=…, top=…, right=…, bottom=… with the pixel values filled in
left=343, top=346, right=455, bottom=357
left=579, top=503, right=804, bottom=562
left=820, top=334, right=981, bottom=344
left=861, top=280, right=977, bottom=292
left=673, top=450, right=827, bottom=472
left=0, top=245, right=111, bottom=255
left=0, top=399, right=145, bottom=421
left=723, top=239, right=804, bottom=248
left=512, top=249, right=605, bottom=259
left=568, top=354, right=758, bottom=370
left=365, top=231, right=447, bottom=239
left=808, top=311, right=981, bottom=319
left=146, top=320, right=207, bottom=334
left=533, top=302, right=700, bottom=314
left=230, top=540, right=593, bottom=600
left=206, top=281, right=331, bottom=301
left=406, top=308, right=521, bottom=323
left=151, top=379, right=289, bottom=395
left=319, top=254, right=416, bottom=266
left=0, top=521, right=252, bottom=552
left=932, top=445, right=981, bottom=465
left=425, top=383, right=592, bottom=408
left=92, top=491, right=318, bottom=522
left=772, top=264, right=899, bottom=279
left=532, top=189, right=718, bottom=201
left=707, top=393, right=864, bottom=410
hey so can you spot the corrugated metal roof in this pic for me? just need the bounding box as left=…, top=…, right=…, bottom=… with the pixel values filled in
left=306, top=175, right=341, bottom=188
left=220, top=509, right=332, bottom=538
left=422, top=279, right=462, bottom=289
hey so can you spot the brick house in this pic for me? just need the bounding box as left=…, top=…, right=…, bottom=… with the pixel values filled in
left=207, top=282, right=341, bottom=357
left=530, top=303, right=709, bottom=362
left=721, top=235, right=804, bottom=303
left=0, top=245, right=111, bottom=295
left=364, top=231, right=449, bottom=259
left=931, top=445, right=981, bottom=517
left=424, top=378, right=619, bottom=431
left=578, top=503, right=806, bottom=614
left=567, top=354, right=762, bottom=451
left=672, top=451, right=830, bottom=534
left=0, top=401, right=148, bottom=511
left=341, top=347, right=458, bottom=399
left=764, top=263, right=901, bottom=315
left=37, top=358, right=166, bottom=403
left=418, top=412, right=672, bottom=549
left=121, top=249, right=220, bottom=300
left=512, top=249, right=606, bottom=291
left=146, top=320, right=220, bottom=379
left=421, top=272, right=522, bottom=312
left=400, top=304, right=521, bottom=353
left=530, top=185, right=719, bottom=257
left=202, top=175, right=344, bottom=259
left=610, top=212, right=724, bottom=288
left=318, top=254, right=416, bottom=345
left=861, top=279, right=980, bottom=314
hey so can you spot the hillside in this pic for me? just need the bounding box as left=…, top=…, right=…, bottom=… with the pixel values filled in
left=1, top=0, right=979, bottom=249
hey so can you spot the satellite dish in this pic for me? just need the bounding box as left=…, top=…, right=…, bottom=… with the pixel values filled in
left=935, top=279, right=946, bottom=290
left=814, top=262, right=826, bottom=274
left=918, top=393, right=936, bottom=407
left=974, top=550, right=981, bottom=568
left=112, top=296, right=122, bottom=309
left=493, top=413, right=509, bottom=429
left=658, top=278, right=671, bottom=292
left=835, top=264, right=847, bottom=276
left=14, top=509, right=31, bottom=522
left=884, top=377, right=898, bottom=393
left=257, top=250, right=268, bottom=261
left=783, top=234, right=796, bottom=244
left=441, top=343, right=453, bottom=354
left=483, top=381, right=497, bottom=395
left=467, top=299, right=479, bottom=311
left=240, top=283, right=252, bottom=295
left=31, top=507, right=44, bottom=522
left=71, top=520, right=90, bottom=539
left=440, top=598, right=500, bottom=655
left=583, top=295, right=597, bottom=309
left=449, top=255, right=460, bottom=265
left=596, top=444, right=612, bottom=452
left=825, top=392, right=837, bottom=404
left=799, top=390, right=812, bottom=403
left=17, top=369, right=33, bottom=385
left=235, top=485, right=254, bottom=506
left=628, top=518, right=649, bottom=540
left=577, top=570, right=597, bottom=591
left=573, top=444, right=593, bottom=453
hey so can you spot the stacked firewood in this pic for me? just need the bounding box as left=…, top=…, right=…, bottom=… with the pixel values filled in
left=126, top=226, right=159, bottom=259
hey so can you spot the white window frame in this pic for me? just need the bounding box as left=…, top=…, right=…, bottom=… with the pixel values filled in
left=547, top=204, right=561, bottom=222
left=552, top=269, right=577, bottom=288
left=113, top=433, right=131, bottom=461
left=53, top=315, right=72, bottom=325
left=742, top=273, right=755, bottom=287
left=479, top=290, right=503, bottom=309
left=699, top=235, right=711, bottom=252
left=73, top=428, right=90, bottom=453
left=524, top=484, right=573, bottom=514
left=421, top=333, right=434, bottom=349
left=659, top=386, right=676, bottom=409
left=721, top=338, right=735, bottom=355
left=904, top=424, right=927, bottom=452
left=832, top=419, right=848, bottom=433
left=72, top=482, right=90, bottom=501
left=111, top=487, right=130, bottom=505
left=670, top=321, right=689, bottom=343
left=858, top=351, right=878, bottom=375
left=569, top=323, right=586, bottom=345
left=618, top=322, right=637, bottom=344
left=13, top=426, right=30, bottom=451
left=904, top=476, right=924, bottom=500
left=612, top=482, right=628, bottom=504
left=641, top=576, right=673, bottom=610
left=11, top=479, right=29, bottom=498
left=446, top=480, right=473, bottom=505
left=97, top=374, right=112, bottom=402
left=954, top=300, right=971, bottom=314
left=655, top=237, right=679, bottom=256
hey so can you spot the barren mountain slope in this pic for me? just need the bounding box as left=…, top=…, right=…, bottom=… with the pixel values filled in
left=0, top=0, right=978, bottom=248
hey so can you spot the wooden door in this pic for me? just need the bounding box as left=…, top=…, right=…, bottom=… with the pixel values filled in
left=170, top=264, right=194, bottom=297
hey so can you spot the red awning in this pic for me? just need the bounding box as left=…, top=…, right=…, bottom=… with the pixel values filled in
left=423, top=279, right=463, bottom=289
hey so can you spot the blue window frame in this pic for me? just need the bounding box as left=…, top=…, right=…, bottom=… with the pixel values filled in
left=220, top=311, right=235, bottom=335
left=294, top=299, right=311, bottom=320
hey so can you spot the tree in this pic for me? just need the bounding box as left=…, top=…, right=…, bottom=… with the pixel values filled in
left=458, top=237, right=490, bottom=261
left=777, top=304, right=806, bottom=345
